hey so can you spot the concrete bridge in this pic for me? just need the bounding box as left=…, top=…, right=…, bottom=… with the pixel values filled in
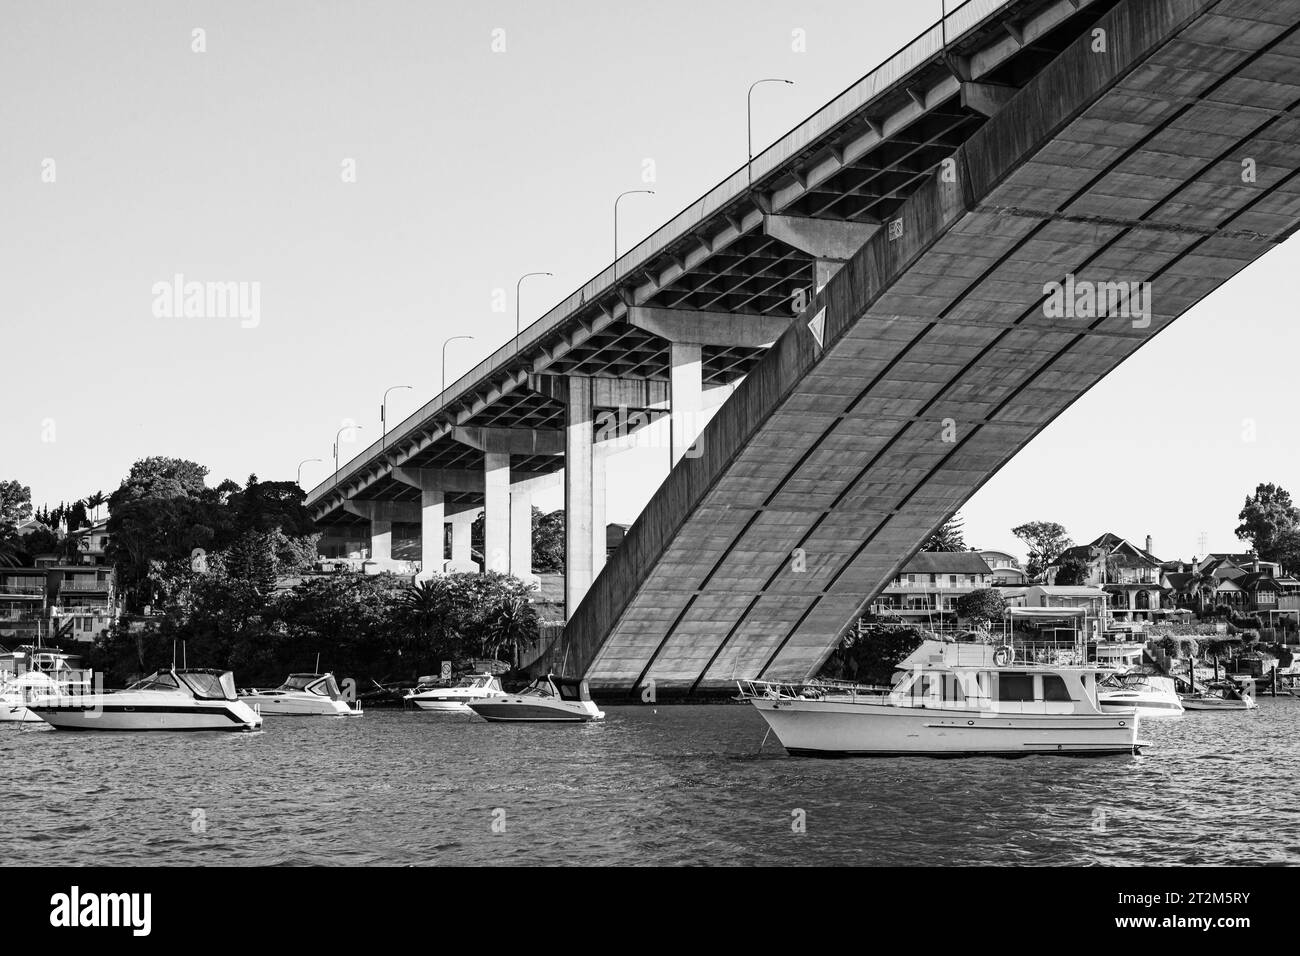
left=307, top=0, right=1300, bottom=694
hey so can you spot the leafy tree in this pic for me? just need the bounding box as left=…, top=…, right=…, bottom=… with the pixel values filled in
left=921, top=513, right=966, bottom=552
left=0, top=479, right=33, bottom=528
left=532, top=508, right=565, bottom=573
left=820, top=625, right=925, bottom=685
left=956, top=587, right=1006, bottom=627
left=1236, top=483, right=1300, bottom=568
left=1011, top=521, right=1073, bottom=579
left=1053, top=555, right=1091, bottom=586
left=109, top=457, right=210, bottom=508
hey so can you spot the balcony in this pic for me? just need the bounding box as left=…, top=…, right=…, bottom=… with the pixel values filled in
left=0, top=582, right=46, bottom=595
left=58, top=580, right=111, bottom=594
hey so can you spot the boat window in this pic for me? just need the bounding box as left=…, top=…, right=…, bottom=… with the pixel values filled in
left=180, top=671, right=234, bottom=700
left=127, top=671, right=179, bottom=692
left=996, top=673, right=1035, bottom=702
left=282, top=675, right=316, bottom=691
left=1042, top=675, right=1072, bottom=702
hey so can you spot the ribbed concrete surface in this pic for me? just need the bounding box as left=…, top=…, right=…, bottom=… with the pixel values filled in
left=549, top=0, right=1300, bottom=692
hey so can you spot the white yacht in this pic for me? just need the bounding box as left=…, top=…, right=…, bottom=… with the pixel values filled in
left=1098, top=672, right=1185, bottom=718
left=738, top=640, right=1141, bottom=757
left=468, top=675, right=605, bottom=723
left=405, top=672, right=505, bottom=712
left=239, top=672, right=360, bottom=717
left=29, top=667, right=263, bottom=732
left=0, top=647, right=92, bottom=724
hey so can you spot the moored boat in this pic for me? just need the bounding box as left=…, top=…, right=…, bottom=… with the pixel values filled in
left=29, top=667, right=263, bottom=732
left=1179, top=680, right=1258, bottom=712
left=405, top=672, right=505, bottom=712
left=239, top=672, right=360, bottom=717
left=738, top=640, right=1141, bottom=757
left=468, top=675, right=605, bottom=723
left=1098, top=672, right=1184, bottom=718
left=0, top=647, right=92, bottom=724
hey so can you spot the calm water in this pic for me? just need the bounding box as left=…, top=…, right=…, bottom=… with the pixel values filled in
left=5, top=699, right=1299, bottom=866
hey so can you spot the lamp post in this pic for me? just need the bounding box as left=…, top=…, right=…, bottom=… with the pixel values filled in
left=333, top=425, right=363, bottom=488
left=748, top=78, right=795, bottom=184
left=515, top=272, right=553, bottom=355
left=380, top=385, right=413, bottom=448
left=614, top=189, right=655, bottom=266
left=441, top=335, right=474, bottom=395
left=296, top=458, right=322, bottom=487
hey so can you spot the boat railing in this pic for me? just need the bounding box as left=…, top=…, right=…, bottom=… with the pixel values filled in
left=1003, top=641, right=1088, bottom=667
left=735, top=678, right=890, bottom=701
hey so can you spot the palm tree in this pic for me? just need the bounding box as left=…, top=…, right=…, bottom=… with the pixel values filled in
left=484, top=595, right=536, bottom=668
left=85, top=490, right=106, bottom=522
left=0, top=534, right=22, bottom=568
left=400, top=580, right=452, bottom=669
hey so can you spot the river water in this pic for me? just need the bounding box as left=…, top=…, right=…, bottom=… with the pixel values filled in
left=5, top=699, right=1298, bottom=866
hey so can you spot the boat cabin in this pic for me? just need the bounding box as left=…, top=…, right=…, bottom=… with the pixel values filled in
left=127, top=668, right=239, bottom=701
left=889, top=641, right=1105, bottom=714
left=522, top=675, right=594, bottom=702
left=276, top=673, right=344, bottom=700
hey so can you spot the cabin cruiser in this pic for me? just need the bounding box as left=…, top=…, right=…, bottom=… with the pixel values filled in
left=239, top=672, right=360, bottom=717
left=405, top=672, right=505, bottom=712
left=738, top=640, right=1141, bottom=757
left=1179, top=680, right=1258, bottom=712
left=29, top=667, right=263, bottom=732
left=467, top=675, right=605, bottom=722
left=0, top=647, right=92, bottom=724
left=1098, top=672, right=1185, bottom=718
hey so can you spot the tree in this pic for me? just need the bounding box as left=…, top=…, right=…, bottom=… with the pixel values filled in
left=532, top=508, right=565, bottom=573
left=85, top=490, right=106, bottom=522
left=921, top=514, right=966, bottom=552
left=1053, top=555, right=1090, bottom=586
left=0, top=479, right=33, bottom=529
left=1236, top=483, right=1300, bottom=566
left=1011, top=521, right=1073, bottom=580
left=109, top=457, right=210, bottom=508
left=956, top=587, right=1006, bottom=628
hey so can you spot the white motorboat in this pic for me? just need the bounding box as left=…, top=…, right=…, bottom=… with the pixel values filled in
left=0, top=647, right=92, bottom=724
left=239, top=672, right=361, bottom=717
left=1098, top=672, right=1184, bottom=718
left=738, top=640, right=1141, bottom=757
left=405, top=672, right=505, bottom=712
left=1179, top=681, right=1258, bottom=712
left=29, top=667, right=263, bottom=732
left=468, top=675, right=605, bottom=723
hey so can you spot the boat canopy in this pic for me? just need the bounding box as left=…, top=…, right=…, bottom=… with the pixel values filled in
left=548, top=675, right=592, bottom=702
left=279, top=673, right=342, bottom=698
left=127, top=668, right=237, bottom=700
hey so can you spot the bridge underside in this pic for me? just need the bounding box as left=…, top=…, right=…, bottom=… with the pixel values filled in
left=547, top=0, right=1300, bottom=693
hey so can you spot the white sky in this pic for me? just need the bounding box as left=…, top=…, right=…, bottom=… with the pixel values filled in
left=3, top=0, right=1296, bottom=565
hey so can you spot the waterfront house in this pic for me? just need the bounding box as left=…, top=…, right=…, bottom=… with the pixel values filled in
left=869, top=552, right=994, bottom=624
left=0, top=568, right=50, bottom=643
left=979, top=550, right=1029, bottom=586
left=1046, top=532, right=1165, bottom=622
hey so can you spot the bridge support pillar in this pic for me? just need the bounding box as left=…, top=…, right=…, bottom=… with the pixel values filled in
left=343, top=499, right=420, bottom=566
left=483, top=449, right=511, bottom=574
left=565, top=376, right=595, bottom=618
left=449, top=513, right=476, bottom=572
left=369, top=521, right=392, bottom=562
left=670, top=342, right=703, bottom=466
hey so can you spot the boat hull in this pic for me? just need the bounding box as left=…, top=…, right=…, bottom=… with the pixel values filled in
left=468, top=701, right=604, bottom=722
left=237, top=694, right=358, bottom=717
left=1179, top=697, right=1257, bottom=711
left=31, top=701, right=263, bottom=732
left=411, top=699, right=475, bottom=713
left=1098, top=695, right=1184, bottom=719
left=749, top=698, right=1139, bottom=757
left=0, top=699, right=44, bottom=723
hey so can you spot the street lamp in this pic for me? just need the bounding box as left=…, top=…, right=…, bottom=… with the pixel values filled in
left=614, top=189, right=655, bottom=265
left=748, top=78, right=795, bottom=184
left=333, top=425, right=364, bottom=488
left=380, top=384, right=413, bottom=448
left=296, top=458, right=322, bottom=487
left=515, top=272, right=554, bottom=355
left=441, top=335, right=474, bottom=395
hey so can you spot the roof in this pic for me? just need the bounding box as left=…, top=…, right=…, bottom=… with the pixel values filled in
left=901, top=552, right=992, bottom=575
left=1054, top=532, right=1161, bottom=567
left=1164, top=572, right=1194, bottom=591
left=1238, top=572, right=1282, bottom=592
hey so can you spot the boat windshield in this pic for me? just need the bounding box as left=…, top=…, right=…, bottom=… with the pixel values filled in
left=126, top=671, right=181, bottom=692
left=518, top=679, right=558, bottom=699
left=179, top=671, right=237, bottom=701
